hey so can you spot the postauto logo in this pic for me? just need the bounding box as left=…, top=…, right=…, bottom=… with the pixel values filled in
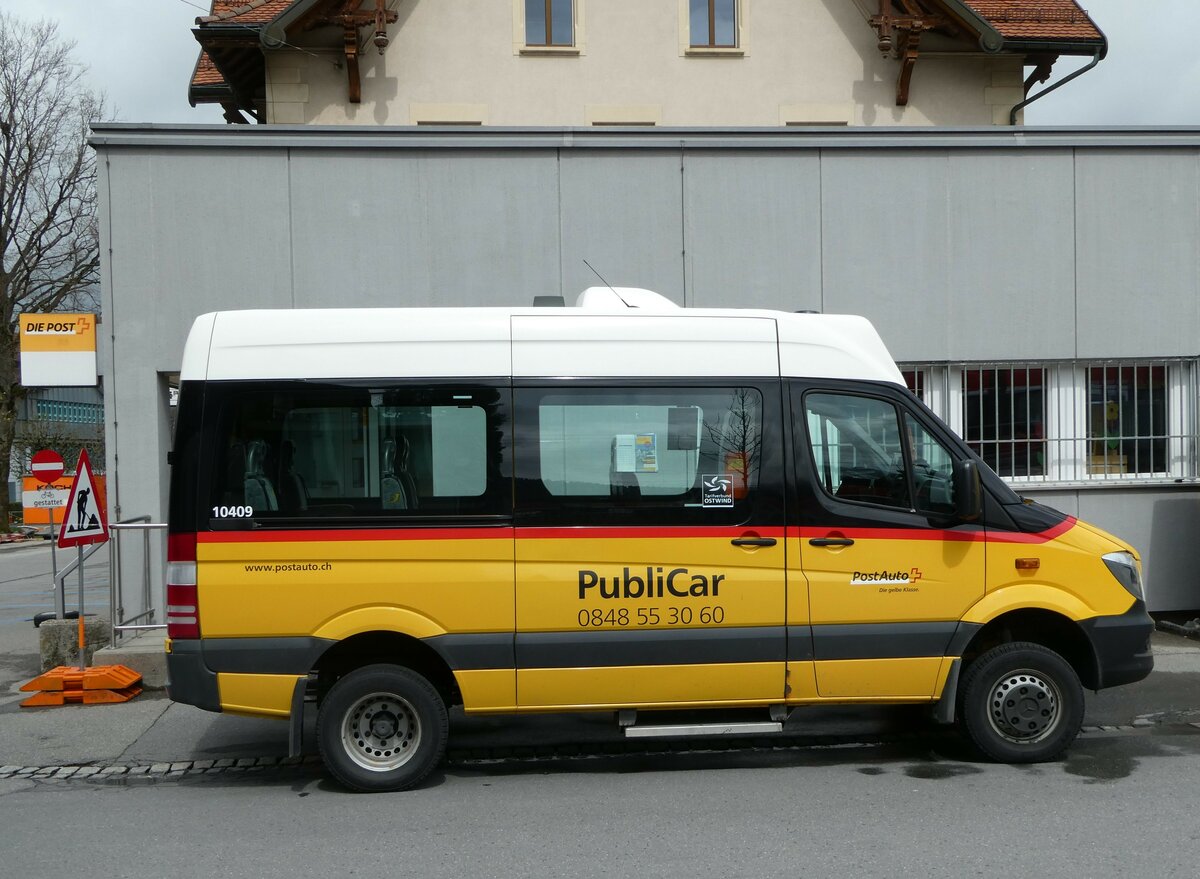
left=850, top=568, right=923, bottom=586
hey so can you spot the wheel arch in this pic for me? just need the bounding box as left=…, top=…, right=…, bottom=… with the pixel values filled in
left=960, top=608, right=1099, bottom=690
left=312, top=630, right=461, bottom=708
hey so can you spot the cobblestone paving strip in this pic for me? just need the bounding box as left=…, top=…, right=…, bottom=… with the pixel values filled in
left=3, top=721, right=1198, bottom=783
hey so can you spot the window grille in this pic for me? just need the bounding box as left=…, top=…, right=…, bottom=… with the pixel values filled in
left=897, top=359, right=1197, bottom=486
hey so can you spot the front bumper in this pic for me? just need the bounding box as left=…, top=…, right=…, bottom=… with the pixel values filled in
left=1081, top=600, right=1155, bottom=690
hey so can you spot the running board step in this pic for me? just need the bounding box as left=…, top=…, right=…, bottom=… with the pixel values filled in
left=624, top=721, right=782, bottom=739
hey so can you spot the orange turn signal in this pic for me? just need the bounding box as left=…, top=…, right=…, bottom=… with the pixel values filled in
left=1015, top=558, right=1040, bottom=571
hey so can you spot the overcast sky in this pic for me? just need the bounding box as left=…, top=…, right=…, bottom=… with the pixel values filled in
left=3, top=0, right=1198, bottom=126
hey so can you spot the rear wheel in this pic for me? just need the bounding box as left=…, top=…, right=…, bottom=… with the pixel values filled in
left=317, top=664, right=447, bottom=792
left=959, top=642, right=1084, bottom=763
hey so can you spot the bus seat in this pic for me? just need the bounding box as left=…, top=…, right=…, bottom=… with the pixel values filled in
left=244, top=440, right=279, bottom=512
left=381, top=439, right=408, bottom=509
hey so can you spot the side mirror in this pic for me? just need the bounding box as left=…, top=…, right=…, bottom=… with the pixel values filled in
left=953, top=459, right=983, bottom=523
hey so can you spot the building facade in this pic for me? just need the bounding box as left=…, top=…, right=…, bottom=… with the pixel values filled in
left=7, top=386, right=105, bottom=517
left=189, top=1, right=1106, bottom=127
left=91, top=125, right=1200, bottom=614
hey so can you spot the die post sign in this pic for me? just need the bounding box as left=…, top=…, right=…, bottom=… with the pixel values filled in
left=19, top=314, right=97, bottom=386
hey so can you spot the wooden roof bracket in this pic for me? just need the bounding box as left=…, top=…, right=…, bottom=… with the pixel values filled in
left=343, top=24, right=361, bottom=103
left=896, top=29, right=921, bottom=106
left=870, top=1, right=950, bottom=106
left=1024, top=54, right=1059, bottom=96
left=337, top=0, right=399, bottom=104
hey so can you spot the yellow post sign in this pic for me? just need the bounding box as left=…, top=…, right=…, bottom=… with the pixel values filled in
left=19, top=313, right=97, bottom=386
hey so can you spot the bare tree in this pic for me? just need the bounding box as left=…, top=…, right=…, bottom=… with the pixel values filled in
left=13, top=414, right=104, bottom=480
left=0, top=13, right=105, bottom=527
left=705, top=388, right=763, bottom=495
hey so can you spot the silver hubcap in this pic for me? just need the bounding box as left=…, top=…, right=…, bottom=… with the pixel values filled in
left=341, top=692, right=420, bottom=772
left=987, top=669, right=1060, bottom=744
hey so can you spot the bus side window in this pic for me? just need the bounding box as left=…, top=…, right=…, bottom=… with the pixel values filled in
left=208, top=383, right=509, bottom=525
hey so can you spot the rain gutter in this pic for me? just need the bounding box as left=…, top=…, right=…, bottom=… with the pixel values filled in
left=1008, top=50, right=1103, bottom=125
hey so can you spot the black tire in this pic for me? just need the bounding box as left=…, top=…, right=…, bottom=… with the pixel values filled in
left=317, top=664, right=448, bottom=792
left=958, top=641, right=1084, bottom=763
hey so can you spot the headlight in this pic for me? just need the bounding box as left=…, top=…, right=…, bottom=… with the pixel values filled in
left=1102, top=551, right=1144, bottom=601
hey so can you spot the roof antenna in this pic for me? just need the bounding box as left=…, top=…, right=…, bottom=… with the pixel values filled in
left=583, top=259, right=631, bottom=307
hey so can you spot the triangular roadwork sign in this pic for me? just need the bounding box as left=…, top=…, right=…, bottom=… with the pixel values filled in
left=58, top=448, right=109, bottom=548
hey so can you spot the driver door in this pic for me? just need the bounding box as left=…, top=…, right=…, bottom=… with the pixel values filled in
left=794, top=386, right=985, bottom=699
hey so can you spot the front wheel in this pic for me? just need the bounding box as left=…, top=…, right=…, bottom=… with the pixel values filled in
left=959, top=642, right=1084, bottom=763
left=317, top=664, right=448, bottom=792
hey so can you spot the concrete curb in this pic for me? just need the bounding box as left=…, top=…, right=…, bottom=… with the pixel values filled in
left=1157, top=619, right=1200, bottom=641
left=0, top=538, right=51, bottom=553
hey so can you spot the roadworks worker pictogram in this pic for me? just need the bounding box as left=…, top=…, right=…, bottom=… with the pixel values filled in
left=57, top=448, right=109, bottom=548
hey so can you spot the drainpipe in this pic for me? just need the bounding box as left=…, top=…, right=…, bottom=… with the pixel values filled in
left=1009, top=50, right=1102, bottom=125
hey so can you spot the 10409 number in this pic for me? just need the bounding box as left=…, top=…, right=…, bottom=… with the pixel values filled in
left=212, top=505, right=254, bottom=518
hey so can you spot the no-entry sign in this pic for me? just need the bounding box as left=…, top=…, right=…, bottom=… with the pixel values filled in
left=31, top=449, right=65, bottom=485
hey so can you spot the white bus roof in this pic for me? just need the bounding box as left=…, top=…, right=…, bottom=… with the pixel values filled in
left=181, top=288, right=904, bottom=385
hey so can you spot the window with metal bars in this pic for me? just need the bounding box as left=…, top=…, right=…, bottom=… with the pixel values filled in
left=525, top=0, right=574, bottom=47
left=897, top=360, right=1195, bottom=485
left=689, top=0, right=738, bottom=48
left=963, top=367, right=1046, bottom=479
left=1087, top=365, right=1168, bottom=476
left=901, top=369, right=925, bottom=403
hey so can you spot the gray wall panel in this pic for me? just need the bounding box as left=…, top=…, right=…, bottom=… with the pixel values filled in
left=105, top=149, right=294, bottom=372
left=102, top=148, right=292, bottom=541
left=288, top=150, right=562, bottom=307
left=683, top=152, right=822, bottom=311
left=1076, top=488, right=1200, bottom=611
left=558, top=151, right=686, bottom=303
left=945, top=150, right=1077, bottom=360
left=820, top=151, right=952, bottom=362
left=1075, top=150, right=1200, bottom=358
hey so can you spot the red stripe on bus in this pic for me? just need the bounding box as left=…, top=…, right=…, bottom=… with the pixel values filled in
left=795, top=526, right=984, bottom=543
left=795, top=517, right=1074, bottom=545
left=516, top=526, right=787, bottom=540
left=196, top=518, right=1073, bottom=545
left=983, top=516, right=1077, bottom=544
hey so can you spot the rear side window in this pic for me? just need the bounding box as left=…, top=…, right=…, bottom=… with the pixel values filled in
left=203, top=382, right=509, bottom=525
left=516, top=384, right=782, bottom=526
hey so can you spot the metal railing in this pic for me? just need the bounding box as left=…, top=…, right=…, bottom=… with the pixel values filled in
left=108, top=517, right=168, bottom=644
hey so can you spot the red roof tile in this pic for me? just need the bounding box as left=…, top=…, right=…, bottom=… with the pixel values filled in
left=192, top=51, right=225, bottom=87
left=196, top=0, right=296, bottom=26
left=961, top=1, right=1103, bottom=42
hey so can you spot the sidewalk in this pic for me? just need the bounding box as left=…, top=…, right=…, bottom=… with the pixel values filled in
left=1, top=631, right=1198, bottom=778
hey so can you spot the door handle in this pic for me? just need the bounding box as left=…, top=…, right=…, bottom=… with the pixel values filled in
left=809, top=537, right=855, bottom=547
left=731, top=537, right=777, bottom=547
